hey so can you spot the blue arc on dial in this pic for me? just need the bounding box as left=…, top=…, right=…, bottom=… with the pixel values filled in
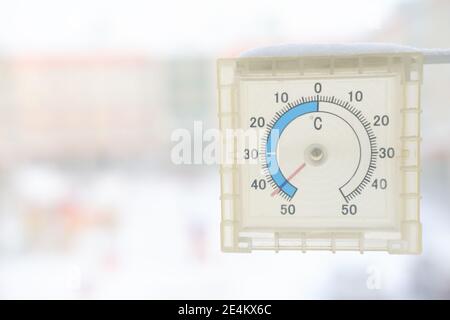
left=265, top=101, right=318, bottom=198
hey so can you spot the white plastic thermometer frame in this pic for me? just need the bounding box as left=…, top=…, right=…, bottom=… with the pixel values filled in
left=217, top=47, right=423, bottom=254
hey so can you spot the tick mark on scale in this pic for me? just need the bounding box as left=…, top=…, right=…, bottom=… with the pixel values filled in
left=271, top=162, right=306, bottom=197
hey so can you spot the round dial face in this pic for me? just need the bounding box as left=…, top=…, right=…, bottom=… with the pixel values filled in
left=239, top=77, right=401, bottom=230
left=264, top=96, right=376, bottom=203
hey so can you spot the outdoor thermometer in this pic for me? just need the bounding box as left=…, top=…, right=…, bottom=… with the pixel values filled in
left=217, top=43, right=450, bottom=254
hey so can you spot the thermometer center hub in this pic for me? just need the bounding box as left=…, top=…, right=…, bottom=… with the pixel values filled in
left=305, top=143, right=327, bottom=166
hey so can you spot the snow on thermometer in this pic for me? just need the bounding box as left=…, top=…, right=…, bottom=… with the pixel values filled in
left=217, top=43, right=450, bottom=254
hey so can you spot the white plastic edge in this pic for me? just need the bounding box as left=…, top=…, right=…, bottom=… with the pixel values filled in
left=239, top=43, right=450, bottom=64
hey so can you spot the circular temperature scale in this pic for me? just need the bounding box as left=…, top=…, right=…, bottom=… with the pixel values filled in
left=217, top=44, right=424, bottom=254
left=263, top=96, right=377, bottom=206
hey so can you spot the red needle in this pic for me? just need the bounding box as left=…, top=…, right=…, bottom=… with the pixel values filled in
left=271, top=162, right=306, bottom=197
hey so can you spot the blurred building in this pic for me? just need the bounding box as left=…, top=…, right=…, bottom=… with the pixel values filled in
left=0, top=55, right=166, bottom=164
